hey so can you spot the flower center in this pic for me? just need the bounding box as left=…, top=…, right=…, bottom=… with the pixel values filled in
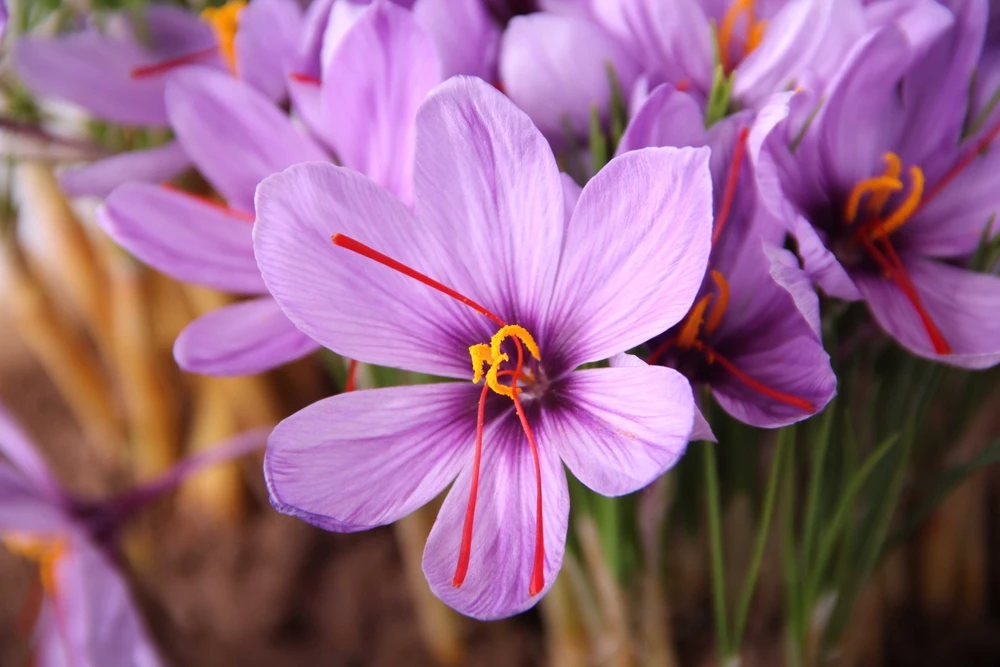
left=131, top=0, right=246, bottom=78
left=331, top=234, right=548, bottom=597
left=717, top=0, right=767, bottom=74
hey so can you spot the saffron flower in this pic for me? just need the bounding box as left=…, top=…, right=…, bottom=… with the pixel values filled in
left=618, top=85, right=835, bottom=427
left=255, top=77, right=713, bottom=618
left=498, top=0, right=948, bottom=138
left=98, top=1, right=440, bottom=376
left=16, top=0, right=302, bottom=197
left=98, top=66, right=326, bottom=376
left=758, top=0, right=1000, bottom=368
left=0, top=405, right=265, bottom=666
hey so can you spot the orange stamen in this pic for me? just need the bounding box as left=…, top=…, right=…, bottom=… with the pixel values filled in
left=160, top=183, right=255, bottom=223
left=289, top=72, right=322, bottom=86
left=699, top=342, right=815, bottom=411
left=866, top=153, right=902, bottom=215
left=869, top=166, right=924, bottom=240
left=843, top=176, right=902, bottom=225
left=704, top=270, right=730, bottom=335
left=453, top=382, right=490, bottom=588
left=130, top=46, right=220, bottom=78
left=201, top=1, right=246, bottom=74
left=713, top=126, right=749, bottom=245
left=717, top=0, right=764, bottom=73
left=332, top=234, right=504, bottom=326
left=677, top=294, right=713, bottom=349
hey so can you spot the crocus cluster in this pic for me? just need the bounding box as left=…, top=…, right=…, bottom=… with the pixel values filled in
left=9, top=0, right=999, bottom=627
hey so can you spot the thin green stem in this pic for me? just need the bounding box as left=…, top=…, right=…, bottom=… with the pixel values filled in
left=703, top=441, right=730, bottom=655
left=780, top=437, right=805, bottom=662
left=800, top=407, right=834, bottom=582
left=731, top=429, right=789, bottom=655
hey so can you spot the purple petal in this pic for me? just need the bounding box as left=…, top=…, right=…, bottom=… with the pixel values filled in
left=253, top=163, right=480, bottom=378
left=98, top=183, right=264, bottom=295
left=856, top=256, right=1000, bottom=369
left=412, top=77, right=565, bottom=331
left=14, top=7, right=217, bottom=126
left=165, top=67, right=327, bottom=212
left=53, top=538, right=163, bottom=667
left=414, top=0, right=500, bottom=80
left=173, top=297, right=318, bottom=376
left=321, top=1, right=441, bottom=203
left=765, top=244, right=822, bottom=338
left=423, top=411, right=569, bottom=620
left=545, top=146, right=713, bottom=367
left=235, top=0, right=303, bottom=102
left=59, top=141, right=191, bottom=199
left=265, top=383, right=476, bottom=532
left=792, top=216, right=862, bottom=301
left=499, top=13, right=638, bottom=138
left=547, top=365, right=692, bottom=496
left=0, top=403, right=58, bottom=491
left=0, top=465, right=68, bottom=534
left=617, top=84, right=706, bottom=155
left=560, top=172, right=581, bottom=217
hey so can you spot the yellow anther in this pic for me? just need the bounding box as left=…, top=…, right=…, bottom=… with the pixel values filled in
left=844, top=176, right=902, bottom=224
left=866, top=152, right=903, bottom=214
left=469, top=344, right=493, bottom=384
left=677, top=294, right=713, bottom=349
left=469, top=325, right=541, bottom=399
left=201, top=1, right=247, bottom=74
left=747, top=19, right=767, bottom=52
left=870, top=166, right=925, bottom=240
left=704, top=270, right=731, bottom=336
left=4, top=533, right=65, bottom=593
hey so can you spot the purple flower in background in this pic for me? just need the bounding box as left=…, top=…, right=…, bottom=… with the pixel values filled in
left=759, top=0, right=1000, bottom=368
left=498, top=0, right=946, bottom=139
left=98, top=67, right=326, bottom=377
left=16, top=0, right=303, bottom=198
left=0, top=405, right=264, bottom=667
left=254, top=77, right=712, bottom=618
left=98, top=1, right=441, bottom=376
left=617, top=85, right=835, bottom=427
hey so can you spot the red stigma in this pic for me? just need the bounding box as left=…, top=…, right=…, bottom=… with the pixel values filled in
left=130, top=47, right=220, bottom=78
left=160, top=183, right=255, bottom=223
left=699, top=343, right=816, bottom=411
left=289, top=72, right=322, bottom=86
left=453, top=383, right=490, bottom=588
left=344, top=358, right=359, bottom=393
left=332, top=234, right=505, bottom=326
left=920, top=117, right=1000, bottom=213
left=713, top=126, right=750, bottom=245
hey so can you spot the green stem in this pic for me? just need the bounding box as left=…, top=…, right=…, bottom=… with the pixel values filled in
left=703, top=441, right=730, bottom=655
left=731, top=429, right=789, bottom=655
left=801, top=408, right=834, bottom=584
left=780, top=437, right=805, bottom=662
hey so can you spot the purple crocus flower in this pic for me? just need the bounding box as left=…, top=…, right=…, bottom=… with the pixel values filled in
left=759, top=0, right=1000, bottom=368
left=16, top=0, right=303, bottom=198
left=98, top=1, right=440, bottom=376
left=616, top=85, right=835, bottom=427
left=498, top=0, right=948, bottom=139
left=0, top=405, right=265, bottom=667
left=254, top=77, right=713, bottom=618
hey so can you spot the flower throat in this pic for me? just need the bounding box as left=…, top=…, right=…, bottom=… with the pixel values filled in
left=331, top=234, right=548, bottom=597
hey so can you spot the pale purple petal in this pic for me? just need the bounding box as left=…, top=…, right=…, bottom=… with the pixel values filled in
left=414, top=0, right=500, bottom=80
left=545, top=146, right=713, bottom=367
left=320, top=1, right=441, bottom=203
left=173, top=297, right=319, bottom=376
left=499, top=13, right=638, bottom=138
left=856, top=256, right=1000, bottom=369
left=53, top=538, right=163, bottom=667
left=165, top=67, right=327, bottom=212
left=413, top=77, right=565, bottom=331
left=423, top=412, right=569, bottom=620
left=98, top=184, right=264, bottom=294
left=235, top=0, right=303, bottom=102
left=617, top=84, right=706, bottom=155
left=59, top=141, right=191, bottom=199
left=546, top=365, right=692, bottom=496
left=254, top=162, right=481, bottom=378
left=0, top=465, right=68, bottom=534
left=765, top=244, right=822, bottom=338
left=560, top=172, right=581, bottom=217
left=266, top=383, right=477, bottom=532
left=792, top=216, right=862, bottom=301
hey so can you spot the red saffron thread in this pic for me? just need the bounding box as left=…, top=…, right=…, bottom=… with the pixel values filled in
left=289, top=72, right=322, bottom=86
left=919, top=117, right=1000, bottom=213
left=332, top=234, right=505, bottom=327
left=130, top=47, right=219, bottom=78
left=344, top=358, right=359, bottom=393
left=160, top=183, right=255, bottom=223
left=699, top=343, right=815, bottom=411
left=713, top=126, right=750, bottom=245
left=453, top=382, right=490, bottom=587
